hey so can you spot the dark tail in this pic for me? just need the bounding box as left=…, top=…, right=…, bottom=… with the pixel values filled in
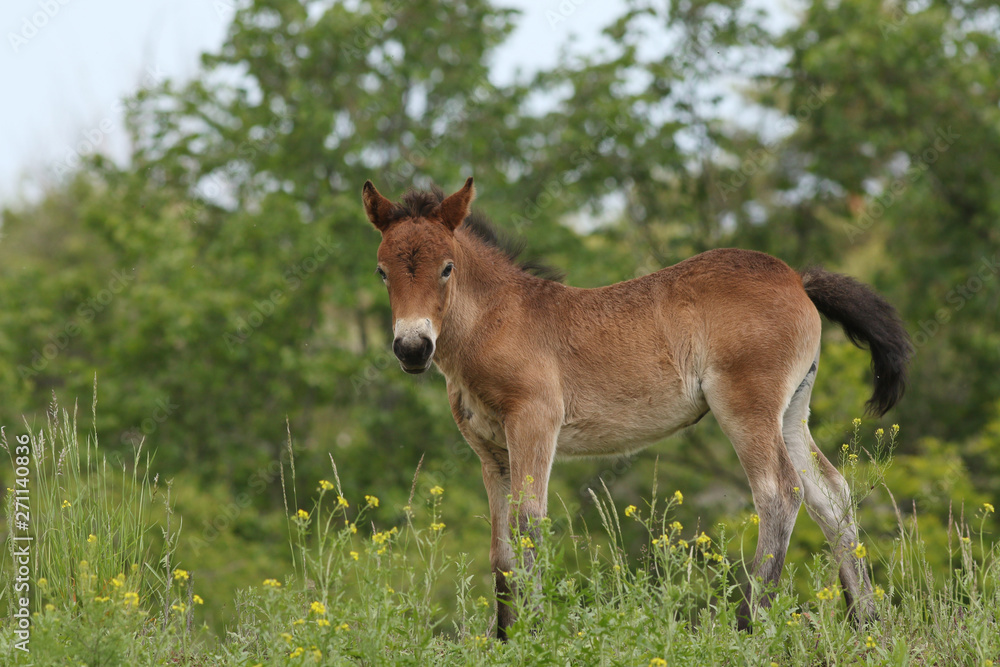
left=800, top=267, right=913, bottom=416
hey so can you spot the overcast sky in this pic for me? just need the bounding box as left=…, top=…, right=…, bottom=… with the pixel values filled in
left=0, top=0, right=628, bottom=207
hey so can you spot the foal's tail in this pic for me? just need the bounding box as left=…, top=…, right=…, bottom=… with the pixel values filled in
left=800, top=267, right=913, bottom=416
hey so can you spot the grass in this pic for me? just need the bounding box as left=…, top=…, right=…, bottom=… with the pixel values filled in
left=2, top=400, right=999, bottom=665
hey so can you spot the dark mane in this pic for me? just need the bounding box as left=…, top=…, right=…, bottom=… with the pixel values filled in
left=392, top=187, right=564, bottom=282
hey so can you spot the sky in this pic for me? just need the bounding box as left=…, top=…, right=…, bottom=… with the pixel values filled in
left=0, top=0, right=627, bottom=207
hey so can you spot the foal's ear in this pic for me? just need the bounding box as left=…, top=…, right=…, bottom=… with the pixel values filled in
left=434, top=177, right=476, bottom=231
left=362, top=180, right=395, bottom=232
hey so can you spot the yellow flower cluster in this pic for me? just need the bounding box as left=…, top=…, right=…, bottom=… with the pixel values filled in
left=336, top=496, right=349, bottom=508
left=649, top=659, right=667, bottom=667
left=984, top=502, right=995, bottom=514
left=520, top=536, right=534, bottom=549
left=852, top=542, right=867, bottom=559
left=173, top=568, right=190, bottom=582
left=296, top=509, right=309, bottom=521
left=431, top=522, right=446, bottom=532
left=673, top=490, right=683, bottom=505
left=865, top=636, right=877, bottom=649
left=430, top=485, right=444, bottom=496
left=319, top=480, right=335, bottom=491
left=87, top=534, right=97, bottom=544
left=624, top=505, right=637, bottom=518
left=263, top=578, right=282, bottom=587
left=816, top=587, right=838, bottom=601
left=309, top=601, right=326, bottom=615
left=670, top=520, right=683, bottom=532
left=874, top=585, right=885, bottom=601
left=123, top=591, right=140, bottom=608
left=365, top=494, right=379, bottom=508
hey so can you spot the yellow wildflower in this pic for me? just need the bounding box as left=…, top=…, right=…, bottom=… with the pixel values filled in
left=874, top=585, right=885, bottom=601
left=337, top=496, right=349, bottom=508
left=816, top=587, right=835, bottom=601
left=696, top=532, right=711, bottom=547
left=95, top=596, right=110, bottom=602
left=37, top=578, right=48, bottom=589
left=173, top=568, right=189, bottom=582
left=350, top=551, right=359, bottom=561
left=842, top=443, right=849, bottom=452
left=296, top=509, right=309, bottom=521
left=750, top=514, right=759, bottom=526
left=44, top=604, right=55, bottom=612
left=317, top=618, right=330, bottom=627
left=876, top=428, right=884, bottom=437
left=520, top=536, right=534, bottom=549
left=852, top=418, right=862, bottom=427
left=673, top=490, right=683, bottom=505
left=865, top=635, right=876, bottom=648
left=853, top=542, right=867, bottom=559
left=263, top=578, right=282, bottom=587
left=431, top=522, right=446, bottom=531
left=123, top=591, right=139, bottom=608
left=289, top=647, right=304, bottom=658
left=319, top=480, right=335, bottom=491
left=984, top=502, right=995, bottom=514
left=280, top=633, right=293, bottom=643
left=292, top=618, right=305, bottom=625
left=171, top=603, right=186, bottom=612
left=61, top=500, right=71, bottom=509
left=670, top=520, right=683, bottom=531
left=525, top=474, right=534, bottom=484
left=111, top=573, right=125, bottom=588
left=309, top=601, right=326, bottom=615
left=624, top=505, right=637, bottom=518
left=365, top=494, right=379, bottom=508
left=87, top=534, right=97, bottom=544
left=650, top=659, right=667, bottom=667
left=311, top=649, right=322, bottom=660
left=430, top=485, right=444, bottom=496
left=478, top=596, right=489, bottom=607
left=193, top=595, right=204, bottom=605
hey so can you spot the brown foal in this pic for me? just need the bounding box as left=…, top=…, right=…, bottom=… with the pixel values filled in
left=362, top=177, right=912, bottom=639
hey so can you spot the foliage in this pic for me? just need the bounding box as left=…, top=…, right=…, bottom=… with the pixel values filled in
left=3, top=410, right=999, bottom=665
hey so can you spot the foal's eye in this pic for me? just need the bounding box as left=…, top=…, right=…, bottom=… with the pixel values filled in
left=375, top=266, right=387, bottom=281
left=441, top=263, right=454, bottom=279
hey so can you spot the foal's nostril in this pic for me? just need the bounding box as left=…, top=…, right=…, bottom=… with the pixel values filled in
left=418, top=335, right=433, bottom=358
left=392, top=338, right=404, bottom=358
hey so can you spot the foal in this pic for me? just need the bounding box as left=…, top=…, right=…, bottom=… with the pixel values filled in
left=362, top=178, right=911, bottom=639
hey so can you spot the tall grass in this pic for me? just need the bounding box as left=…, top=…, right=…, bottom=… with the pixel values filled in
left=2, top=400, right=998, bottom=665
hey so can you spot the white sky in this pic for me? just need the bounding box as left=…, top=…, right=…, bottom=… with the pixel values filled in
left=0, top=0, right=627, bottom=207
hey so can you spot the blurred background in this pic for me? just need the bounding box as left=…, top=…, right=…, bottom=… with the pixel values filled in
left=1, top=0, right=998, bottom=633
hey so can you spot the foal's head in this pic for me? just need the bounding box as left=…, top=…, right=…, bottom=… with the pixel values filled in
left=362, top=178, right=475, bottom=374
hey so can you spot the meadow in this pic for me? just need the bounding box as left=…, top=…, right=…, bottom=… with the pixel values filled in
left=2, top=398, right=997, bottom=666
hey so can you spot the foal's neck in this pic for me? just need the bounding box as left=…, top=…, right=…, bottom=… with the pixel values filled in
left=434, top=229, right=538, bottom=377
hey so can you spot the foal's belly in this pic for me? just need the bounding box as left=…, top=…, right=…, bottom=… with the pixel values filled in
left=555, top=388, right=708, bottom=458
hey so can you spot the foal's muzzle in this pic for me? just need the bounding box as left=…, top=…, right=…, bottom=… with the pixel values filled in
left=393, top=333, right=434, bottom=373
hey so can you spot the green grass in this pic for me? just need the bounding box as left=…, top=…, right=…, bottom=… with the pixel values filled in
left=2, top=402, right=999, bottom=665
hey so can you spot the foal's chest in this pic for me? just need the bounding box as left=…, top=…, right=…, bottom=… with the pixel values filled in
left=446, top=379, right=508, bottom=448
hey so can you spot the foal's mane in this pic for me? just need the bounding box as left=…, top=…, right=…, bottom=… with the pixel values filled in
left=393, top=187, right=565, bottom=282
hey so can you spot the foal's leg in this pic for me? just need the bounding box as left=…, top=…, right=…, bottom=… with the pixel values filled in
left=498, top=402, right=560, bottom=639
left=781, top=365, right=876, bottom=623
left=704, top=378, right=803, bottom=630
